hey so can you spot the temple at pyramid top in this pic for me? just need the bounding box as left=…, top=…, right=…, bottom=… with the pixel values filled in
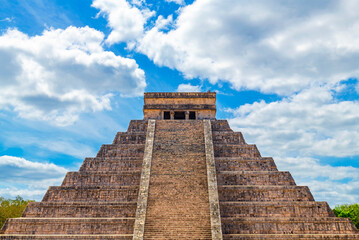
left=1, top=91, right=359, bottom=240
left=143, top=91, right=216, bottom=120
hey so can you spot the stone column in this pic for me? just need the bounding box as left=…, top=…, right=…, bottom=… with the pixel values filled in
left=170, top=110, right=174, bottom=120
left=185, top=111, right=189, bottom=120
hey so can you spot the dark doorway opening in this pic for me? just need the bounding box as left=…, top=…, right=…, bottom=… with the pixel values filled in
left=189, top=111, right=196, bottom=119
left=174, top=111, right=185, bottom=119
left=164, top=111, right=170, bottom=119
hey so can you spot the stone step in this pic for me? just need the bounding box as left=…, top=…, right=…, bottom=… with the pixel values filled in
left=220, top=201, right=335, bottom=218
left=222, top=234, right=359, bottom=239
left=221, top=217, right=358, bottom=234
left=127, top=120, right=147, bottom=133
left=153, top=143, right=205, bottom=154
left=79, top=158, right=142, bottom=172
left=149, top=157, right=206, bottom=174
left=212, top=131, right=245, bottom=144
left=144, top=236, right=212, bottom=240
left=23, top=202, right=136, bottom=218
left=0, top=235, right=133, bottom=240
left=216, top=157, right=274, bottom=161
left=218, top=185, right=314, bottom=202
left=214, top=144, right=261, bottom=158
left=211, top=120, right=233, bottom=132
left=215, top=157, right=278, bottom=171
left=143, top=120, right=212, bottom=239
left=96, top=144, right=145, bottom=158
left=61, top=171, right=141, bottom=187
left=217, top=171, right=295, bottom=186
left=112, top=132, right=146, bottom=145
left=2, top=218, right=134, bottom=235
left=154, top=134, right=204, bottom=143
left=42, top=186, right=138, bottom=202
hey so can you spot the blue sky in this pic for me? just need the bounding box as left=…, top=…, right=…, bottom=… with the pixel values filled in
left=0, top=0, right=359, bottom=207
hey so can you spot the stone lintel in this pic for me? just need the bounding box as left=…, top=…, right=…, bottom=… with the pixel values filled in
left=143, top=104, right=216, bottom=110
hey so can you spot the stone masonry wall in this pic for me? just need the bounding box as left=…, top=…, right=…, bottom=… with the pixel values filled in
left=211, top=119, right=359, bottom=239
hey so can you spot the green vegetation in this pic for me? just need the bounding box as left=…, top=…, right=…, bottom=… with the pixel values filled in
left=333, top=204, right=359, bottom=230
left=0, top=196, right=33, bottom=229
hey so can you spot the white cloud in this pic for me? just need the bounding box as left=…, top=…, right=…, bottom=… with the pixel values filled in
left=137, top=0, right=359, bottom=95
left=177, top=83, right=201, bottom=92
left=0, top=188, right=49, bottom=201
left=0, top=155, right=67, bottom=173
left=275, top=156, right=359, bottom=207
left=0, top=17, right=14, bottom=22
left=226, top=84, right=359, bottom=205
left=92, top=0, right=155, bottom=45
left=165, top=0, right=185, bottom=5
left=0, top=156, right=68, bottom=200
left=228, top=85, right=359, bottom=158
left=0, top=26, right=146, bottom=126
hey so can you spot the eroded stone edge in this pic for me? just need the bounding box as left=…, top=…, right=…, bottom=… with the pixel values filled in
left=203, top=120, right=223, bottom=240
left=132, top=120, right=155, bottom=240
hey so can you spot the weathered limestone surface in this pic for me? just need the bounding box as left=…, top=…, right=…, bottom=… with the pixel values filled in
left=1, top=120, right=149, bottom=239
left=222, top=217, right=357, bottom=234
left=217, top=171, right=295, bottom=186
left=1, top=92, right=359, bottom=239
left=214, top=144, right=261, bottom=158
left=96, top=144, right=145, bottom=158
left=113, top=132, right=146, bottom=145
left=42, top=186, right=139, bottom=202
left=79, top=158, right=143, bottom=172
left=143, top=92, right=216, bottom=119
left=224, top=234, right=359, bottom=240
left=204, top=120, right=223, bottom=240
left=215, top=157, right=278, bottom=172
left=211, top=119, right=359, bottom=239
left=3, top=218, right=135, bottom=234
left=0, top=236, right=133, bottom=240
left=220, top=202, right=334, bottom=218
left=62, top=171, right=141, bottom=187
left=133, top=119, right=155, bottom=240
left=23, top=202, right=136, bottom=218
left=143, top=120, right=212, bottom=239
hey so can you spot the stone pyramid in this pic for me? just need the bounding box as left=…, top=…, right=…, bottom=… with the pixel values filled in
left=1, top=92, right=358, bottom=239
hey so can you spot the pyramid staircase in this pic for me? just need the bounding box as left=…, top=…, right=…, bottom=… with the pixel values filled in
left=143, top=120, right=212, bottom=239
left=1, top=119, right=358, bottom=239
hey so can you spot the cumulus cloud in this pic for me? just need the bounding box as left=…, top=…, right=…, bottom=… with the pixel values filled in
left=228, top=84, right=359, bottom=158
left=0, top=156, right=68, bottom=200
left=92, top=0, right=155, bottom=45
left=177, top=83, right=201, bottom=92
left=0, top=155, right=67, bottom=178
left=0, top=26, right=145, bottom=126
left=136, top=0, right=359, bottom=95
left=275, top=156, right=359, bottom=207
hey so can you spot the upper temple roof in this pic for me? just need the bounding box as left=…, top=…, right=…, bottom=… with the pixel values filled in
left=143, top=92, right=216, bottom=120
left=144, top=92, right=216, bottom=98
